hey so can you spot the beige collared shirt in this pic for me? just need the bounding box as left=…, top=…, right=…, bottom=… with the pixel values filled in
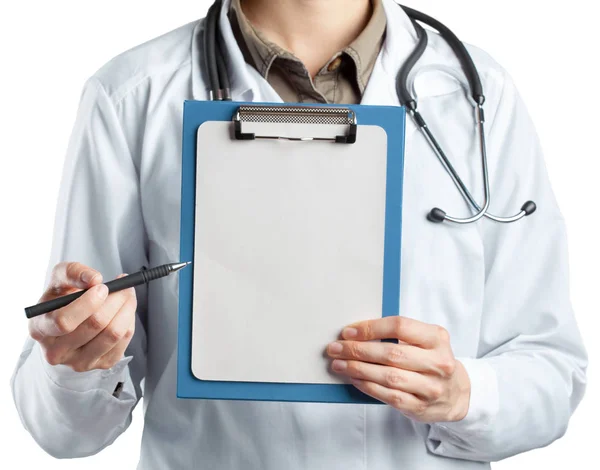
left=228, top=0, right=387, bottom=104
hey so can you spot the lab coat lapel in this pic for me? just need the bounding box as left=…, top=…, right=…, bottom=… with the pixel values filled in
left=361, top=0, right=420, bottom=107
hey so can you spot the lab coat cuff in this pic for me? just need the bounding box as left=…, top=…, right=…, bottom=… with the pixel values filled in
left=36, top=341, right=133, bottom=395
left=435, top=357, right=499, bottom=436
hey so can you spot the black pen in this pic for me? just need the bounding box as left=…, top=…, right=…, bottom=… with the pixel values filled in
left=24, top=261, right=192, bottom=319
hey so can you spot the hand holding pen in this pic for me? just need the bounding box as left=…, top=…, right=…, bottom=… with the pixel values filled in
left=26, top=261, right=189, bottom=373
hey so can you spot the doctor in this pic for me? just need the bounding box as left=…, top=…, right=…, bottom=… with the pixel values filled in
left=11, top=0, right=587, bottom=468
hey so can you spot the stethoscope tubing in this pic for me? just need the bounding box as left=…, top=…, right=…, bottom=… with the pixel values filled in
left=416, top=106, right=532, bottom=224
left=397, top=5, right=536, bottom=224
left=204, top=0, right=537, bottom=225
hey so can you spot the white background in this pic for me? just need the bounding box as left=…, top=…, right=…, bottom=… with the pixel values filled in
left=0, top=0, right=597, bottom=468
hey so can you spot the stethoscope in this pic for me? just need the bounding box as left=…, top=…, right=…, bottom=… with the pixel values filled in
left=203, top=0, right=537, bottom=225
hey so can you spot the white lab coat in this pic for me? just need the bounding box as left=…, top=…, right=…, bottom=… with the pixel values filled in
left=11, top=0, right=587, bottom=468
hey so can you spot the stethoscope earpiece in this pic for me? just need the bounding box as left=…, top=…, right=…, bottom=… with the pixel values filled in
left=428, top=208, right=447, bottom=224
left=522, top=201, right=537, bottom=216
left=427, top=201, right=537, bottom=225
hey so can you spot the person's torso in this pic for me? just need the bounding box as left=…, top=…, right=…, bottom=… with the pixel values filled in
left=93, top=4, right=508, bottom=467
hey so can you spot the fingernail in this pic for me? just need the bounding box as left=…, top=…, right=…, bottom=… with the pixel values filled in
left=95, top=284, right=108, bottom=298
left=328, top=342, right=343, bottom=355
left=81, top=271, right=95, bottom=284
left=343, top=327, right=358, bottom=339
left=332, top=359, right=347, bottom=372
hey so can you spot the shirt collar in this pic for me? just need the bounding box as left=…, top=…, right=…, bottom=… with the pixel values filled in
left=228, top=0, right=387, bottom=95
left=228, top=0, right=294, bottom=77
left=344, top=0, right=387, bottom=91
left=192, top=0, right=421, bottom=102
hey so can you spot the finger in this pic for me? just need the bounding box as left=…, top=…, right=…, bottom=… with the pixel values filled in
left=56, top=274, right=135, bottom=350
left=94, top=325, right=134, bottom=370
left=349, top=378, right=427, bottom=417
left=34, top=283, right=109, bottom=337
left=327, top=340, right=441, bottom=374
left=331, top=359, right=437, bottom=399
left=43, top=261, right=103, bottom=300
left=74, top=293, right=136, bottom=366
left=342, top=316, right=446, bottom=348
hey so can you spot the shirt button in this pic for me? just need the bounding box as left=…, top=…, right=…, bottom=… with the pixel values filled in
left=327, top=56, right=342, bottom=72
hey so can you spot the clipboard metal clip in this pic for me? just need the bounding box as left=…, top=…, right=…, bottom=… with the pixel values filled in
left=233, top=105, right=357, bottom=144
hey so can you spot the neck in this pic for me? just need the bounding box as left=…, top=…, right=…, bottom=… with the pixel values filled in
left=240, top=0, right=372, bottom=77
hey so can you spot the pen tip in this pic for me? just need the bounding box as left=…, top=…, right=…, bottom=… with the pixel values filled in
left=169, top=261, right=192, bottom=272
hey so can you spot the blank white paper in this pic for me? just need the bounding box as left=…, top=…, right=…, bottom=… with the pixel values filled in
left=191, top=121, right=388, bottom=384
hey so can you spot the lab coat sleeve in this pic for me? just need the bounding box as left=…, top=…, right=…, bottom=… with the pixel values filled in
left=425, top=69, right=588, bottom=461
left=10, top=76, right=149, bottom=459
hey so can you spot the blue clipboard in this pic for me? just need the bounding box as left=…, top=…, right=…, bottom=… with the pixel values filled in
left=178, top=101, right=405, bottom=404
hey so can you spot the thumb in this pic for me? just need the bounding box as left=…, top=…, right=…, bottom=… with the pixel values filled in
left=44, top=262, right=104, bottom=299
